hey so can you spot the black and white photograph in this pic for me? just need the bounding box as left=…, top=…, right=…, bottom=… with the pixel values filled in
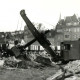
left=0, top=0, right=80, bottom=80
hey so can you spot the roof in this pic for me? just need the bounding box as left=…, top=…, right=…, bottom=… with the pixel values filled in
left=71, top=14, right=78, bottom=22
left=56, top=24, right=65, bottom=29
left=65, top=14, right=78, bottom=23
left=65, top=16, right=72, bottom=23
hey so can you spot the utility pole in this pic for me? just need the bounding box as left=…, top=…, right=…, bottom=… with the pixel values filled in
left=4, top=32, right=7, bottom=44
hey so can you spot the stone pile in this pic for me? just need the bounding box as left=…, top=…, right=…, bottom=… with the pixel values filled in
left=47, top=60, right=80, bottom=80
left=2, top=55, right=54, bottom=69
left=64, top=60, right=80, bottom=73
left=3, top=58, right=43, bottom=69
left=64, top=60, right=80, bottom=80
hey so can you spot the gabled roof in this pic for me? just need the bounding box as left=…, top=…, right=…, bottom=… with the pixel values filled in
left=65, top=14, right=78, bottom=23
left=65, top=16, right=72, bottom=23
left=71, top=14, right=78, bottom=22
left=56, top=24, right=65, bottom=29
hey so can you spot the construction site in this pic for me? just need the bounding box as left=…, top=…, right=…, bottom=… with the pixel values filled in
left=0, top=9, right=80, bottom=80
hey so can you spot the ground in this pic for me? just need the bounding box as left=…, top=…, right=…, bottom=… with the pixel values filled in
left=0, top=66, right=59, bottom=80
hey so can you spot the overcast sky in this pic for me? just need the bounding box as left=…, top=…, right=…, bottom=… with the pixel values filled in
left=0, top=0, right=80, bottom=32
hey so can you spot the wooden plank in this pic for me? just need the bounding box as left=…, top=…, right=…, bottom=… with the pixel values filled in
left=46, top=69, right=64, bottom=80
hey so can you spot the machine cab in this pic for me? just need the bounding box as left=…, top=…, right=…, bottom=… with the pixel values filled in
left=60, top=40, right=80, bottom=61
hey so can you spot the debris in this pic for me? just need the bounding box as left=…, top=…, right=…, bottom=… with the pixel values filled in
left=35, top=56, right=52, bottom=66
left=4, top=59, right=17, bottom=67
left=54, top=60, right=80, bottom=80
left=65, top=76, right=77, bottom=80
left=64, top=60, right=80, bottom=73
left=46, top=69, right=64, bottom=80
left=0, top=60, right=4, bottom=67
left=17, top=60, right=42, bottom=69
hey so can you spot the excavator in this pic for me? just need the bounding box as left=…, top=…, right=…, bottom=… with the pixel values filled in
left=1, top=10, right=79, bottom=80
left=2, top=9, right=79, bottom=64
left=20, top=10, right=60, bottom=62
left=20, top=10, right=80, bottom=63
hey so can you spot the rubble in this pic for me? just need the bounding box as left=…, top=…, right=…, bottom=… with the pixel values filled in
left=0, top=60, right=4, bottom=67
left=2, top=55, right=54, bottom=69
left=17, top=60, right=43, bottom=69
left=3, top=55, right=80, bottom=80
left=63, top=60, right=80, bottom=80
left=46, top=60, right=80, bottom=80
left=0, top=54, right=61, bottom=80
left=64, top=60, right=80, bottom=73
left=35, top=56, right=52, bottom=66
left=46, top=69, right=64, bottom=80
left=2, top=55, right=80, bottom=80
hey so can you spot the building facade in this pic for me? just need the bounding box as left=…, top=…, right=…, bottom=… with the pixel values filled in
left=54, top=14, right=80, bottom=46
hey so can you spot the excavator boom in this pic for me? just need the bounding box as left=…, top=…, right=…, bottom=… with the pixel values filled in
left=20, top=10, right=59, bottom=61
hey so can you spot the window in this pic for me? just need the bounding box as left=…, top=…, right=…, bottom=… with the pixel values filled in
left=65, top=35, right=69, bottom=38
left=64, top=44, right=70, bottom=50
left=74, top=28, right=76, bottom=32
left=57, top=29, right=62, bottom=32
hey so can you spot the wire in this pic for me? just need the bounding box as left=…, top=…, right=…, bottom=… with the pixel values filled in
left=20, top=19, right=23, bottom=31
left=16, top=18, right=19, bottom=31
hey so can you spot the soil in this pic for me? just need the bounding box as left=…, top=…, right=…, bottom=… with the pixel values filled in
left=0, top=66, right=59, bottom=80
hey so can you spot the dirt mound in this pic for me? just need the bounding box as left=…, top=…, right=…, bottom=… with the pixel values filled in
left=17, top=60, right=44, bottom=69
left=35, top=56, right=52, bottom=66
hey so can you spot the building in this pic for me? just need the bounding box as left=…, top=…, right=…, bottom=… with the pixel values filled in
left=54, top=14, right=80, bottom=46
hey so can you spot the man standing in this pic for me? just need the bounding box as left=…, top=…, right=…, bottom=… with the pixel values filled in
left=11, top=40, right=21, bottom=58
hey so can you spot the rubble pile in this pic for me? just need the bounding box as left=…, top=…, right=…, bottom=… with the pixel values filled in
left=17, top=60, right=43, bottom=69
left=3, top=58, right=42, bottom=69
left=2, top=54, right=54, bottom=69
left=35, top=56, right=52, bottom=66
left=4, top=60, right=17, bottom=67
left=64, top=60, right=80, bottom=73
left=47, top=60, right=80, bottom=80
left=2, top=56, right=80, bottom=80
left=64, top=60, right=80, bottom=80
left=3, top=57, right=20, bottom=68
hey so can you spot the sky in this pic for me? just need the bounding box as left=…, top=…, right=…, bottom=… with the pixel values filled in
left=0, top=0, right=80, bottom=32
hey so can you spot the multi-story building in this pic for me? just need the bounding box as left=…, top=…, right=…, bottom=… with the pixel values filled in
left=54, top=14, right=80, bottom=46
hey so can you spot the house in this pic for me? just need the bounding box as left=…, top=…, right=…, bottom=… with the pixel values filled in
left=54, top=14, right=80, bottom=46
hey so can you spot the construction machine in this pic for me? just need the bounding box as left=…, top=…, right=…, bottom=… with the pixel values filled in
left=20, top=10, right=60, bottom=62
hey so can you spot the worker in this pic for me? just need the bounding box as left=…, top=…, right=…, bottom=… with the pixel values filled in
left=11, top=40, right=21, bottom=58
left=11, top=40, right=27, bottom=60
